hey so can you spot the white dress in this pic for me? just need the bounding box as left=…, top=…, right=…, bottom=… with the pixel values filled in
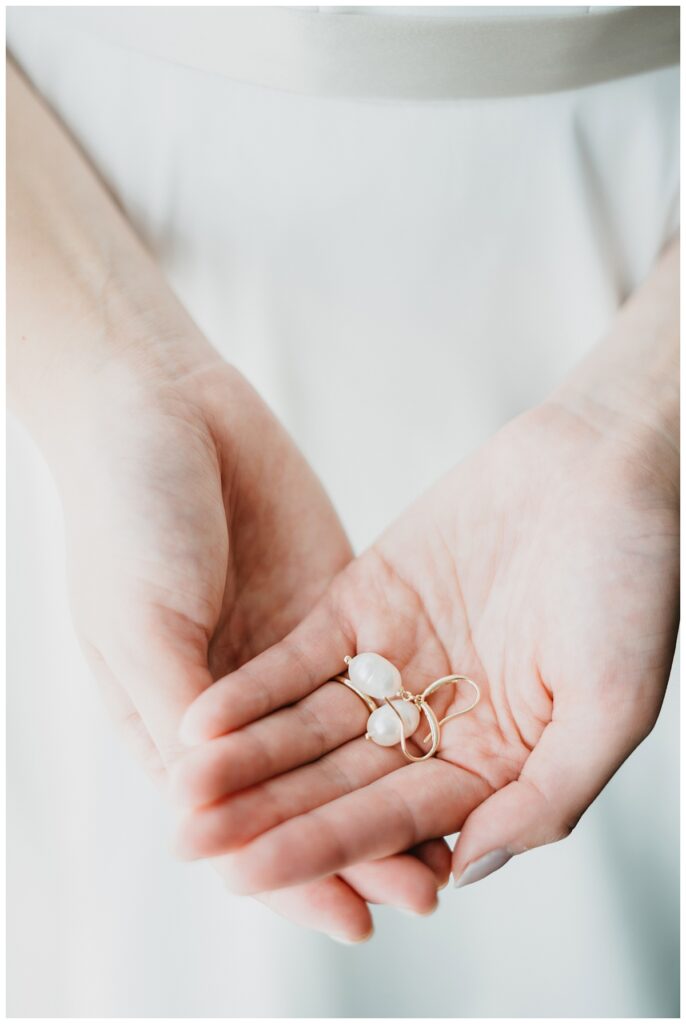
left=7, top=7, right=679, bottom=1017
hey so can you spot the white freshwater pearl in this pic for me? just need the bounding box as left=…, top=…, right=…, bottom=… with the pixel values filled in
left=347, top=652, right=401, bottom=700
left=366, top=700, right=420, bottom=747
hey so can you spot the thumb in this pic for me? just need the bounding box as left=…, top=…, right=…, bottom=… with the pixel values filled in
left=100, top=613, right=215, bottom=769
left=452, top=703, right=656, bottom=888
left=125, top=647, right=213, bottom=769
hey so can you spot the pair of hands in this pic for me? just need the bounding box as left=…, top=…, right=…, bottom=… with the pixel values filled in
left=64, top=316, right=678, bottom=942
left=8, top=59, right=678, bottom=943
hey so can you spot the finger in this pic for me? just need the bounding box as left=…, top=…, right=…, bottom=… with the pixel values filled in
left=218, top=758, right=491, bottom=894
left=257, top=850, right=443, bottom=938
left=179, top=593, right=352, bottom=744
left=411, top=838, right=453, bottom=890
left=175, top=733, right=409, bottom=860
left=255, top=877, right=373, bottom=943
left=171, top=677, right=371, bottom=808
left=211, top=845, right=375, bottom=943
left=341, top=853, right=439, bottom=916
left=452, top=705, right=655, bottom=888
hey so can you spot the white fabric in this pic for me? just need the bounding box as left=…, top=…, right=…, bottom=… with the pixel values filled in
left=28, top=6, right=679, bottom=99
left=323, top=7, right=621, bottom=15
left=7, top=7, right=679, bottom=1017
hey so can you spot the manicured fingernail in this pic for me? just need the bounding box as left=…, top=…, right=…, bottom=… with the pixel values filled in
left=454, top=849, right=511, bottom=888
left=398, top=900, right=438, bottom=918
left=331, top=927, right=374, bottom=945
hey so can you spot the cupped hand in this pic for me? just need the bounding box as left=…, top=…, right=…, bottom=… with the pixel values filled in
left=59, top=354, right=448, bottom=938
left=174, top=397, right=679, bottom=892
left=6, top=58, right=448, bottom=940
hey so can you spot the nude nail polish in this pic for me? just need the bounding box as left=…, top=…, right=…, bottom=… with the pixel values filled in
left=397, top=900, right=438, bottom=917
left=331, top=927, right=374, bottom=945
left=455, top=848, right=511, bottom=888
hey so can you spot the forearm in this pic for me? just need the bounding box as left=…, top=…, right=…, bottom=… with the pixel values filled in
left=7, top=59, right=218, bottom=458
left=551, top=236, right=679, bottom=468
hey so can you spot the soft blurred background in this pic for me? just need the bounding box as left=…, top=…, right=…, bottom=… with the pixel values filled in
left=7, top=409, right=680, bottom=1018
left=7, top=5, right=680, bottom=1017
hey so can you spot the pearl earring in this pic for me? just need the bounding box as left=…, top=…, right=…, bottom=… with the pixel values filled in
left=333, top=653, right=480, bottom=763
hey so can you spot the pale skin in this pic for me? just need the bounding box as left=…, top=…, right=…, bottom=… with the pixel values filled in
left=174, top=237, right=679, bottom=896
left=8, top=60, right=453, bottom=943
left=9, top=57, right=679, bottom=939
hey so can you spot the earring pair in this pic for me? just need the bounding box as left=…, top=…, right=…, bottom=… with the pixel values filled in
left=333, top=653, right=480, bottom=762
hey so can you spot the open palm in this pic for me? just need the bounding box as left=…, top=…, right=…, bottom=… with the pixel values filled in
left=62, top=358, right=447, bottom=939
left=174, top=398, right=679, bottom=892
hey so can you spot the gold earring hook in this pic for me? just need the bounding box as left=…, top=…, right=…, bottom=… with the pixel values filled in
left=331, top=660, right=480, bottom=762
left=385, top=696, right=441, bottom=762
left=420, top=674, right=480, bottom=745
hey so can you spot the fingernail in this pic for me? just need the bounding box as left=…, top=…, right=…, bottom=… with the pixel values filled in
left=397, top=900, right=438, bottom=918
left=454, top=849, right=511, bottom=888
left=331, top=927, right=374, bottom=945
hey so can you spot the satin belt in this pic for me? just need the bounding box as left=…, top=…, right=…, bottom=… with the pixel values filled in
left=50, top=6, right=678, bottom=99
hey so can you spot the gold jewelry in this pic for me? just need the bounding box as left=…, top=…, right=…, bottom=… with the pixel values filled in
left=332, top=653, right=480, bottom=762
left=332, top=673, right=378, bottom=715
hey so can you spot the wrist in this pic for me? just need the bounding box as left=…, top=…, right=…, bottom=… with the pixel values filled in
left=548, top=371, right=678, bottom=463
left=11, top=292, right=224, bottom=474
left=548, top=338, right=678, bottom=456
left=544, top=236, right=679, bottom=491
left=7, top=60, right=224, bottom=467
left=526, top=387, right=679, bottom=516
